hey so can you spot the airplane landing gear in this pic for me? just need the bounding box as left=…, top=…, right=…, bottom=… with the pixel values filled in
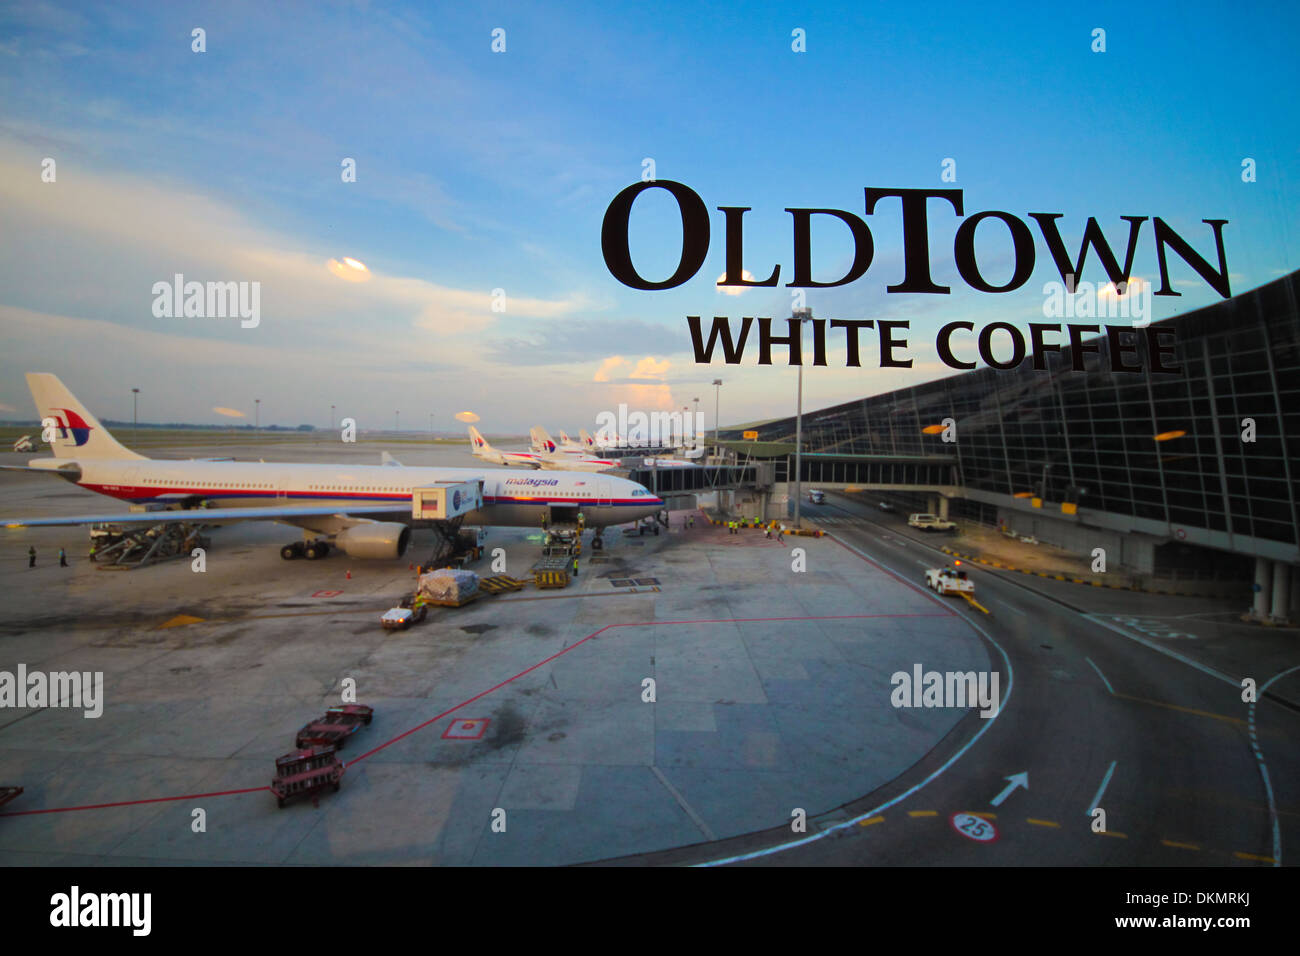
left=592, top=531, right=604, bottom=551
left=281, top=539, right=330, bottom=560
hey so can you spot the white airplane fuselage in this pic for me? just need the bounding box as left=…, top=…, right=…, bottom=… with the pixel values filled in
left=47, top=457, right=662, bottom=529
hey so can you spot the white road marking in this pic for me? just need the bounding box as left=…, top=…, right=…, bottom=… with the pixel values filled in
left=1084, top=615, right=1234, bottom=686
left=1086, top=760, right=1117, bottom=815
left=1251, top=664, right=1300, bottom=868
left=1085, top=656, right=1115, bottom=695
left=698, top=536, right=1015, bottom=867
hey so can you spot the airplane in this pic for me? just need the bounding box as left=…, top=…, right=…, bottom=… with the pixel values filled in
left=557, top=430, right=587, bottom=452
left=0, top=374, right=665, bottom=560
left=523, top=427, right=623, bottom=472
left=639, top=456, right=701, bottom=469
left=468, top=425, right=549, bottom=469
left=581, top=427, right=625, bottom=453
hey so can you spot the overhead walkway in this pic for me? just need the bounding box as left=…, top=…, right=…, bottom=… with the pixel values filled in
left=624, top=453, right=962, bottom=519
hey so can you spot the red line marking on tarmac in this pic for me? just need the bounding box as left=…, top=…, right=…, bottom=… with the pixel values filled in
left=1, top=610, right=947, bottom=817
left=0, top=786, right=269, bottom=818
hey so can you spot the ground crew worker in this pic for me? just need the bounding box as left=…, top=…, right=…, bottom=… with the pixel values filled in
left=571, top=554, right=579, bottom=578
left=687, top=514, right=694, bottom=530
left=28, top=546, right=36, bottom=568
left=88, top=544, right=97, bottom=562
left=59, top=547, right=67, bottom=567
left=764, top=525, right=771, bottom=539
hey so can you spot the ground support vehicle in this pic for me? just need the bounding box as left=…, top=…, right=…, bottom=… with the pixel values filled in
left=271, top=746, right=344, bottom=808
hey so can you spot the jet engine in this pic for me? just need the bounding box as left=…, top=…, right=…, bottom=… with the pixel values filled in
left=335, top=522, right=411, bottom=559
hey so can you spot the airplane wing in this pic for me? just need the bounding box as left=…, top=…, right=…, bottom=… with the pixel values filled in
left=0, top=463, right=83, bottom=478
left=2, top=504, right=408, bottom=529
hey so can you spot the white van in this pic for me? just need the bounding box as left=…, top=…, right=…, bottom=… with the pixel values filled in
left=908, top=513, right=957, bottom=532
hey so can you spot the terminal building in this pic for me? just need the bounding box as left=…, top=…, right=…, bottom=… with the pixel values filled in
left=719, top=270, right=1300, bottom=623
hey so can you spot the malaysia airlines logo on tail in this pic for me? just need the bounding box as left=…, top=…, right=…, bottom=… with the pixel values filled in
left=50, top=408, right=94, bottom=447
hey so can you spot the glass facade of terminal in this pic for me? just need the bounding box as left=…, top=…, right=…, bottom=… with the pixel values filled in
left=725, top=271, right=1300, bottom=551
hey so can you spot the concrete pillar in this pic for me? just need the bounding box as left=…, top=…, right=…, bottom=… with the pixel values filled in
left=1290, top=566, right=1300, bottom=621
left=1253, top=557, right=1273, bottom=619
left=1270, top=561, right=1291, bottom=623
left=927, top=495, right=939, bottom=515
left=938, top=496, right=949, bottom=520
left=759, top=492, right=770, bottom=522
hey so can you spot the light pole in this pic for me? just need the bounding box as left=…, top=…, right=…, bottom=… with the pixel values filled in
left=693, top=397, right=700, bottom=449
left=712, top=379, right=722, bottom=461
left=395, top=410, right=400, bottom=433
left=792, top=307, right=812, bottom=528
left=254, top=398, right=260, bottom=431
left=429, top=412, right=434, bottom=441
left=131, top=388, right=139, bottom=447
left=330, top=404, right=336, bottom=431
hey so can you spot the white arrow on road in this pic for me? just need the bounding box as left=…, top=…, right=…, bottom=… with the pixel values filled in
left=990, top=772, right=1029, bottom=807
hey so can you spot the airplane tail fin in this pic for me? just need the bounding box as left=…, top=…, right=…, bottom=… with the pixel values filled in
left=468, top=425, right=492, bottom=456
left=580, top=429, right=596, bottom=449
left=531, top=425, right=557, bottom=454
left=26, top=373, right=146, bottom=460
left=559, top=430, right=572, bottom=446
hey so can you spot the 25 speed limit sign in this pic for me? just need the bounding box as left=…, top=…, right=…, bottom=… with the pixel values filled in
left=950, top=812, right=999, bottom=843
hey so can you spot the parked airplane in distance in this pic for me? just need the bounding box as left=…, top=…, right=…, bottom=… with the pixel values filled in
left=0, top=375, right=663, bottom=560
left=524, top=427, right=623, bottom=472
left=468, top=425, right=549, bottom=469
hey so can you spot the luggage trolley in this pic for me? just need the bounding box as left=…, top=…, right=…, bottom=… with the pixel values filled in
left=271, top=746, right=344, bottom=808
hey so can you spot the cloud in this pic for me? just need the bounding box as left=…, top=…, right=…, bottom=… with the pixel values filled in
left=631, top=356, right=671, bottom=379
left=486, top=316, right=687, bottom=368
left=327, top=257, right=372, bottom=282
left=716, top=270, right=758, bottom=295
left=1097, top=276, right=1149, bottom=299
left=593, top=356, right=626, bottom=382
left=0, top=140, right=584, bottom=363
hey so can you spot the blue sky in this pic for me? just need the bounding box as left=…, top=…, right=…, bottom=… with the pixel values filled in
left=1, top=0, right=1297, bottom=432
